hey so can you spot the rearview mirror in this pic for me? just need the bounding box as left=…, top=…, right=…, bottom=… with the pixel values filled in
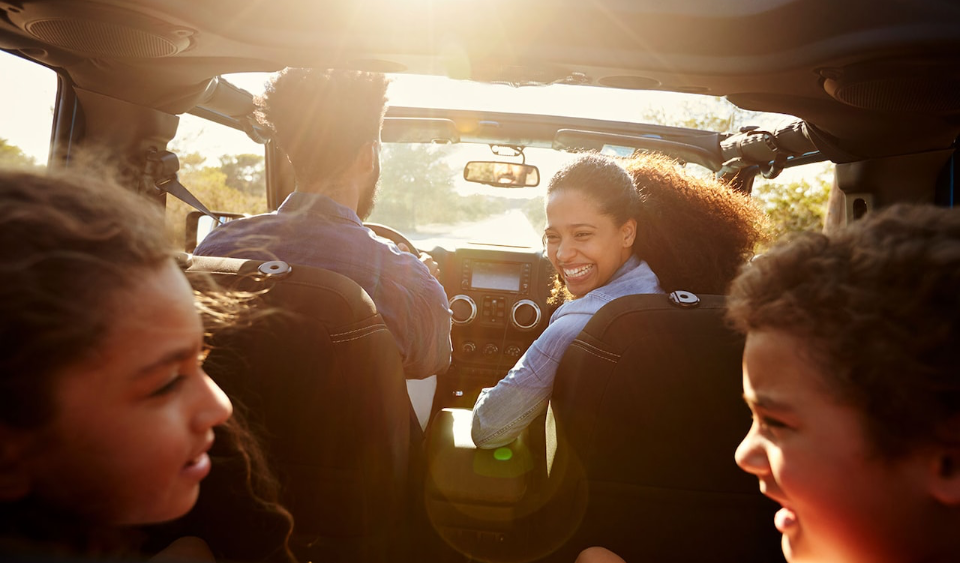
left=463, top=161, right=540, bottom=188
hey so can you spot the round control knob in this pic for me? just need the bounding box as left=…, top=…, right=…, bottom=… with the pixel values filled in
left=461, top=341, right=477, bottom=354
left=505, top=344, right=522, bottom=358
left=449, top=294, right=477, bottom=325
left=483, top=343, right=499, bottom=356
left=510, top=299, right=542, bottom=330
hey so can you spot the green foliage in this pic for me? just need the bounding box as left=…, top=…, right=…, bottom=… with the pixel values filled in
left=219, top=153, right=266, bottom=195
left=368, top=143, right=505, bottom=231
left=640, top=98, right=761, bottom=134
left=753, top=166, right=832, bottom=240
left=522, top=195, right=546, bottom=235
left=638, top=100, right=831, bottom=240
left=0, top=138, right=38, bottom=168
left=166, top=152, right=267, bottom=247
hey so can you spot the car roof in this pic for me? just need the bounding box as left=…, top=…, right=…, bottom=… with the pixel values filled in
left=1, top=0, right=959, bottom=160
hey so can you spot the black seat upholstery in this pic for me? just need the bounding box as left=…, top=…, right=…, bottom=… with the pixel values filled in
left=539, top=293, right=784, bottom=563
left=184, top=256, right=411, bottom=563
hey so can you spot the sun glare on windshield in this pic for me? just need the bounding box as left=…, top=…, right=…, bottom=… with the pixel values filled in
left=217, top=71, right=803, bottom=251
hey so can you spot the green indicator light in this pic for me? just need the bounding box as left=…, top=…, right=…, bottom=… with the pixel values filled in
left=493, top=447, right=513, bottom=461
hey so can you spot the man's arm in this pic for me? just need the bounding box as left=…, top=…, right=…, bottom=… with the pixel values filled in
left=374, top=247, right=452, bottom=378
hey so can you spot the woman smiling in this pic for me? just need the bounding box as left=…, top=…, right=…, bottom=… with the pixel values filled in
left=471, top=152, right=766, bottom=449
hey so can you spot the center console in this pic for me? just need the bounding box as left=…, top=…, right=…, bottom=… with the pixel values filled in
left=439, top=245, right=554, bottom=407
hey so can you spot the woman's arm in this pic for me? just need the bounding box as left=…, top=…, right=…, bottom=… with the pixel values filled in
left=471, top=311, right=592, bottom=448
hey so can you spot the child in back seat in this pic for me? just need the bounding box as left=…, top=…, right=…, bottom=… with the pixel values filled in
left=581, top=203, right=960, bottom=563
left=0, top=169, right=294, bottom=561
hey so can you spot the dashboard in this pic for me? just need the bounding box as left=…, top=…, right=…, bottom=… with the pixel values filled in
left=436, top=245, right=556, bottom=408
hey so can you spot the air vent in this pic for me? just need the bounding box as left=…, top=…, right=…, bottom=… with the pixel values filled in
left=9, top=2, right=193, bottom=58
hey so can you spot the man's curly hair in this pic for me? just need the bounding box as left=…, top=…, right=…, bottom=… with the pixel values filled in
left=257, top=68, right=388, bottom=186
left=624, top=152, right=769, bottom=294
left=727, top=204, right=960, bottom=458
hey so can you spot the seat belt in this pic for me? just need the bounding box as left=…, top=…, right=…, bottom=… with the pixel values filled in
left=141, top=149, right=223, bottom=224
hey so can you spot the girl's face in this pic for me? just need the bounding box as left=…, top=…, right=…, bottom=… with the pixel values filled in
left=735, top=330, right=935, bottom=563
left=23, top=260, right=232, bottom=525
left=544, top=189, right=636, bottom=298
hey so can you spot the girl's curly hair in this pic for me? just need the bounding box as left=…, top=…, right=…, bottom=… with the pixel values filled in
left=0, top=168, right=294, bottom=562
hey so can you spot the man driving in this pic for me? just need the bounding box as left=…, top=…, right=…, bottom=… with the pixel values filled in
left=194, top=68, right=452, bottom=385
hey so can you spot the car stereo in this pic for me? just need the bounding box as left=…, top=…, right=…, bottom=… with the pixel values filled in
left=460, top=259, right=532, bottom=295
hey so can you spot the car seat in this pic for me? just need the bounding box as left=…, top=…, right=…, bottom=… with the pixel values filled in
left=538, top=292, right=784, bottom=563
left=184, top=256, right=412, bottom=563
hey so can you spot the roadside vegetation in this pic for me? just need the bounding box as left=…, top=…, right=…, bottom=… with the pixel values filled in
left=0, top=138, right=38, bottom=169
left=2, top=121, right=831, bottom=248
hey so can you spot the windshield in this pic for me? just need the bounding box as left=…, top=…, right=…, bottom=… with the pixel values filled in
left=370, top=142, right=675, bottom=251
left=220, top=72, right=806, bottom=250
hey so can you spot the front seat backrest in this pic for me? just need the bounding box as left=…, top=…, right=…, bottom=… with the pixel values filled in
left=185, top=256, right=410, bottom=563
left=544, top=293, right=784, bottom=563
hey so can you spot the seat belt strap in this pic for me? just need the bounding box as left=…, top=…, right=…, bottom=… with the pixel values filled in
left=142, top=149, right=222, bottom=224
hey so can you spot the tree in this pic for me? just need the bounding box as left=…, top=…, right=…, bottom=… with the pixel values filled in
left=0, top=138, right=38, bottom=168
left=638, top=101, right=831, bottom=239
left=522, top=195, right=546, bottom=235
left=368, top=143, right=505, bottom=231
left=219, top=153, right=266, bottom=195
left=753, top=165, right=833, bottom=240
left=642, top=97, right=761, bottom=134
left=165, top=151, right=267, bottom=247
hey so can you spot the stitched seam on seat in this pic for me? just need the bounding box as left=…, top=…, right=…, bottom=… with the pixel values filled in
left=573, top=339, right=619, bottom=358
left=330, top=327, right=391, bottom=344
left=330, top=325, right=387, bottom=342
left=570, top=341, right=619, bottom=364
left=571, top=339, right=620, bottom=361
left=330, top=324, right=387, bottom=338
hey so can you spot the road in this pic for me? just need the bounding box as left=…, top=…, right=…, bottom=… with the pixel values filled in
left=407, top=209, right=543, bottom=250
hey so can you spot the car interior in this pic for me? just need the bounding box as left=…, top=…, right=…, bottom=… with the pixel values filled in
left=2, top=1, right=959, bottom=562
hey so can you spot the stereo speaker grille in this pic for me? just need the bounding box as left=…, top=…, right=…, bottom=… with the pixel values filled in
left=823, top=59, right=960, bottom=114
left=24, top=17, right=187, bottom=58
left=828, top=77, right=960, bottom=113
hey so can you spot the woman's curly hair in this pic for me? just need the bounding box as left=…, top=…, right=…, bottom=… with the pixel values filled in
left=545, top=152, right=767, bottom=303
left=624, top=152, right=768, bottom=294
left=727, top=203, right=960, bottom=458
left=0, top=169, right=294, bottom=562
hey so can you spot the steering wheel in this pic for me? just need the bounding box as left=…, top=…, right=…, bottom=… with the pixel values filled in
left=365, top=222, right=420, bottom=255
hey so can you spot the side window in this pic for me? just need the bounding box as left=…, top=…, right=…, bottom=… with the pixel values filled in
left=753, top=161, right=835, bottom=241
left=166, top=113, right=268, bottom=245
left=0, top=51, right=58, bottom=169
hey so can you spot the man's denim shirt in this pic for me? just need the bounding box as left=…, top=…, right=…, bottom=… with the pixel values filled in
left=471, top=255, right=662, bottom=448
left=193, top=191, right=452, bottom=378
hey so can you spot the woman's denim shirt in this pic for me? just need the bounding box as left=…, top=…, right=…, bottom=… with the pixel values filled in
left=471, top=255, right=663, bottom=448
